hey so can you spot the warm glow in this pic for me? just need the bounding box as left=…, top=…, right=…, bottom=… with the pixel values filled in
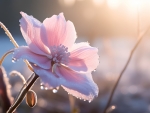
left=129, top=0, right=142, bottom=8
left=93, top=0, right=104, bottom=6
left=107, top=0, right=120, bottom=9
left=58, top=0, right=76, bottom=7
left=126, top=0, right=142, bottom=12
left=126, top=0, right=143, bottom=13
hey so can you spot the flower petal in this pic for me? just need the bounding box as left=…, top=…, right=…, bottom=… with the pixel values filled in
left=20, top=11, right=50, bottom=55
left=68, top=42, right=99, bottom=72
left=43, top=13, right=77, bottom=48
left=32, top=65, right=60, bottom=89
left=13, top=46, right=51, bottom=69
left=55, top=65, right=98, bottom=101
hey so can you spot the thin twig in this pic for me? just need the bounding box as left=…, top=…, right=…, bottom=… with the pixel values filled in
left=0, top=50, right=14, bottom=66
left=0, top=22, right=33, bottom=71
left=103, top=28, right=149, bottom=113
left=0, top=22, right=19, bottom=48
left=10, top=71, right=26, bottom=84
left=7, top=73, right=39, bottom=113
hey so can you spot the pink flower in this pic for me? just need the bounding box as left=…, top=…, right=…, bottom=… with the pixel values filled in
left=13, top=12, right=99, bottom=101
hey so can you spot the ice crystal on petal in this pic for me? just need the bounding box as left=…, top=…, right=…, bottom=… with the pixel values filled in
left=12, top=58, right=17, bottom=63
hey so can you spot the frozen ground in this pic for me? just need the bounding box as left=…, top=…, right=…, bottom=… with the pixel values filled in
left=0, top=35, right=150, bottom=113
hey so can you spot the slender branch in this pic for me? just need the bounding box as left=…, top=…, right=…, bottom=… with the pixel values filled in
left=0, top=50, right=14, bottom=66
left=10, top=71, right=26, bottom=84
left=103, top=28, right=149, bottom=113
left=0, top=22, right=33, bottom=71
left=0, top=22, right=19, bottom=48
left=7, top=73, right=39, bottom=113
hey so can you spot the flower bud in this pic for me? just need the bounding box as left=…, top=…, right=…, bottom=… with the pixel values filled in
left=26, top=90, right=37, bottom=108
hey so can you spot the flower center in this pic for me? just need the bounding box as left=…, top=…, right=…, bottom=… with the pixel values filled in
left=47, top=44, right=70, bottom=66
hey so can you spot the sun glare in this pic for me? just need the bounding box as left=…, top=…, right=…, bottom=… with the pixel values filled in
left=93, top=0, right=104, bottom=6
left=126, top=0, right=143, bottom=12
left=106, top=0, right=120, bottom=9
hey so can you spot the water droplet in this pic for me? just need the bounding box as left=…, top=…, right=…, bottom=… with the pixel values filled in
left=111, top=105, right=116, bottom=110
left=84, top=100, right=86, bottom=101
left=88, top=100, right=91, bottom=103
left=45, top=87, right=48, bottom=90
left=5, top=32, right=7, bottom=34
left=10, top=40, right=12, bottom=41
left=12, top=58, right=16, bottom=63
left=52, top=89, right=58, bottom=93
left=93, top=69, right=96, bottom=72
left=40, top=86, right=44, bottom=90
left=34, top=64, right=37, bottom=66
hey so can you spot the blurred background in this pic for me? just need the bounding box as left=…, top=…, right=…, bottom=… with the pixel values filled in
left=0, top=0, right=150, bottom=113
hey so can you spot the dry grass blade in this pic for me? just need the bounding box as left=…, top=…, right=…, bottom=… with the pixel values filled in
left=103, top=28, right=150, bottom=113
left=0, top=22, right=33, bottom=71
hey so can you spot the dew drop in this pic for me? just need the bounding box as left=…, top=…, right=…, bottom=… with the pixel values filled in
left=34, top=64, right=37, bottom=66
left=12, top=58, right=16, bottom=63
left=40, top=86, right=44, bottom=90
left=52, top=89, right=58, bottom=93
left=45, top=87, right=48, bottom=90
left=93, top=69, right=96, bottom=72
left=88, top=100, right=91, bottom=103
left=84, top=100, right=86, bottom=101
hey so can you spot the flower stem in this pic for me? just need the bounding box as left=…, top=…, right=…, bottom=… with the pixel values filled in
left=7, top=73, right=39, bottom=113
left=103, top=28, right=149, bottom=113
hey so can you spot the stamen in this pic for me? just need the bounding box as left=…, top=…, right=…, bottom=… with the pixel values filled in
left=0, top=50, right=14, bottom=66
left=48, top=44, right=70, bottom=67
